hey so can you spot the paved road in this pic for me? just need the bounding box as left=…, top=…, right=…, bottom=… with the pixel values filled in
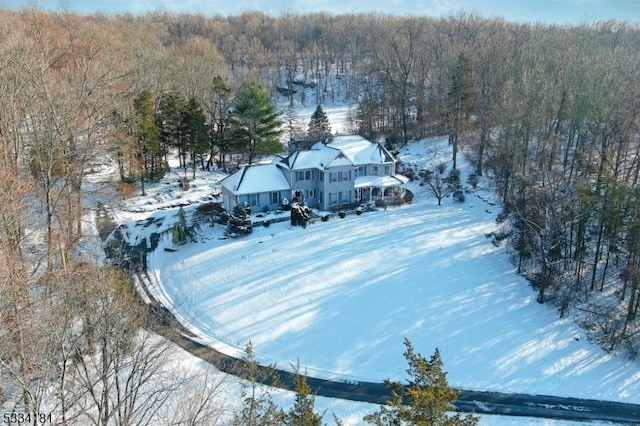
left=98, top=214, right=640, bottom=424
left=156, top=314, right=640, bottom=424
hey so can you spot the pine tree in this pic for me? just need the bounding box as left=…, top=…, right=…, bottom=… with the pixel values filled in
left=307, top=104, right=332, bottom=143
left=364, top=338, right=478, bottom=426
left=231, top=80, right=283, bottom=164
left=283, top=105, right=305, bottom=152
left=181, top=97, right=210, bottom=179
left=290, top=202, right=311, bottom=228
left=171, top=206, right=192, bottom=246
left=285, top=362, right=324, bottom=426
left=157, top=92, right=187, bottom=167
left=233, top=342, right=285, bottom=426
left=226, top=204, right=253, bottom=237
left=133, top=90, right=162, bottom=195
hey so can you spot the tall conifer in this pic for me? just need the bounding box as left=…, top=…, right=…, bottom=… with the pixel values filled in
left=307, top=105, right=332, bottom=143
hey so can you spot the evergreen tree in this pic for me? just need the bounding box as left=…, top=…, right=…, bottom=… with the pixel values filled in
left=181, top=97, right=210, bottom=179
left=364, top=338, right=478, bottom=426
left=157, top=91, right=187, bottom=167
left=283, top=104, right=305, bottom=152
left=290, top=202, right=311, bottom=228
left=307, top=104, right=332, bottom=143
left=226, top=203, right=253, bottom=237
left=233, top=342, right=285, bottom=426
left=171, top=206, right=192, bottom=246
left=133, top=90, right=162, bottom=195
left=231, top=80, right=282, bottom=164
left=285, top=362, right=324, bottom=426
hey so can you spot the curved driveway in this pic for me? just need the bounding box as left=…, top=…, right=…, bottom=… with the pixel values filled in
left=99, top=212, right=640, bottom=425
left=144, top=279, right=640, bottom=425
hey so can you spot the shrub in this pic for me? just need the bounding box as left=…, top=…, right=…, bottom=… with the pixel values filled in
left=226, top=204, right=253, bottom=237
left=356, top=208, right=363, bottom=215
left=467, top=173, right=479, bottom=189
left=403, top=168, right=415, bottom=181
left=280, top=198, right=292, bottom=211
left=179, top=177, right=190, bottom=190
left=446, top=168, right=461, bottom=189
left=321, top=214, right=329, bottom=222
left=338, top=211, right=346, bottom=218
left=453, top=190, right=465, bottom=203
left=375, top=199, right=387, bottom=209
left=262, top=220, right=271, bottom=227
left=403, top=190, right=414, bottom=204
left=117, top=181, right=138, bottom=198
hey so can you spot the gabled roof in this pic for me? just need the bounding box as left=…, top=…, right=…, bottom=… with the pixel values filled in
left=280, top=145, right=339, bottom=170
left=327, top=135, right=395, bottom=165
left=280, top=135, right=395, bottom=170
left=220, top=163, right=290, bottom=195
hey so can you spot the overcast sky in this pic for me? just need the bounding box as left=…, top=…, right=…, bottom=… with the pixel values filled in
left=2, top=0, right=640, bottom=24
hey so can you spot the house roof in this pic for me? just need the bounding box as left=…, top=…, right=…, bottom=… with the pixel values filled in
left=354, top=174, right=410, bottom=189
left=220, top=163, right=290, bottom=195
left=282, top=145, right=339, bottom=170
left=281, top=135, right=395, bottom=170
left=327, top=135, right=395, bottom=165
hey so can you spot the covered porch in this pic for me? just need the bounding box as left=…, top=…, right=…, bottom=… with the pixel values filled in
left=354, top=175, right=409, bottom=204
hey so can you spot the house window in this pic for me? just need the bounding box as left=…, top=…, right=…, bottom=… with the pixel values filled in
left=329, top=193, right=338, bottom=205
left=338, top=191, right=351, bottom=204
left=330, top=172, right=339, bottom=183
left=320, top=172, right=324, bottom=182
left=307, top=189, right=315, bottom=199
left=271, top=192, right=279, bottom=204
left=319, top=191, right=323, bottom=203
left=296, top=170, right=312, bottom=181
left=384, top=165, right=390, bottom=175
left=249, top=194, right=258, bottom=207
left=372, top=165, right=379, bottom=175
left=356, top=166, right=365, bottom=177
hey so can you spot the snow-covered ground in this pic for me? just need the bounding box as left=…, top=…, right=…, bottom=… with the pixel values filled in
left=104, top=105, right=640, bottom=424
left=168, top=334, right=606, bottom=426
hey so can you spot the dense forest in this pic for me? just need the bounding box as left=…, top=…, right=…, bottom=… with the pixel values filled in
left=1, top=6, right=640, bottom=423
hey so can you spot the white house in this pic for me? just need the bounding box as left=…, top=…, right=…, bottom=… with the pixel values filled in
left=220, top=135, right=409, bottom=212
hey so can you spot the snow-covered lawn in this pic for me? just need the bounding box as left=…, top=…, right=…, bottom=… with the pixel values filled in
left=140, top=136, right=640, bottom=406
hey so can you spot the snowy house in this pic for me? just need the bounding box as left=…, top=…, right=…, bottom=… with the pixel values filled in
left=220, top=163, right=291, bottom=213
left=220, top=135, right=409, bottom=212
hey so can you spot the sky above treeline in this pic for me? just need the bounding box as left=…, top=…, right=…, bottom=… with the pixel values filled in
left=2, top=0, right=640, bottom=25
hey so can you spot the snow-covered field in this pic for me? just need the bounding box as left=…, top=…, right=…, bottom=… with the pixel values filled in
left=103, top=105, right=640, bottom=424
